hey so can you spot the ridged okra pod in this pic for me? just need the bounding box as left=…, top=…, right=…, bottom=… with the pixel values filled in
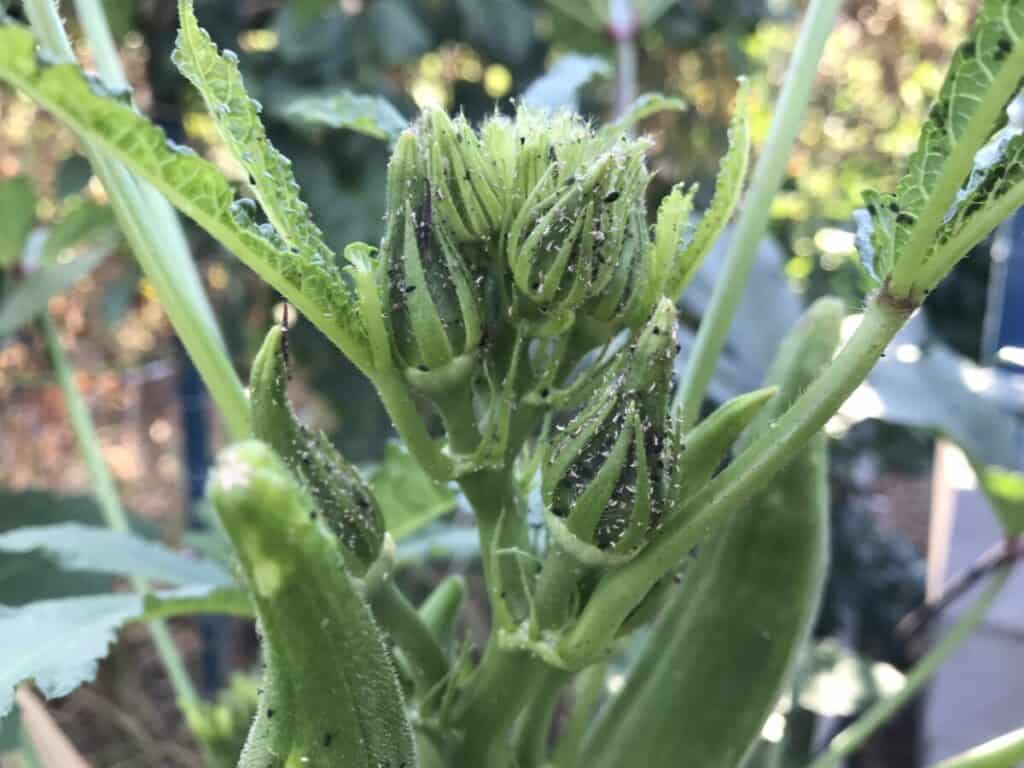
left=208, top=441, right=416, bottom=768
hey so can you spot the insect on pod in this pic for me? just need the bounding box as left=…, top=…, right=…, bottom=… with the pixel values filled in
left=542, top=299, right=679, bottom=565
left=381, top=131, right=484, bottom=394
left=249, top=324, right=386, bottom=576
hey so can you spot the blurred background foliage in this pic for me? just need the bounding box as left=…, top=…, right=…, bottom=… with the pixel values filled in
left=0, top=1, right=991, bottom=765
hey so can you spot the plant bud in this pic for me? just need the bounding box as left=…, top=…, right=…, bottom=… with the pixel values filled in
left=421, top=108, right=503, bottom=247
left=381, top=138, right=483, bottom=382
left=580, top=204, right=657, bottom=335
left=505, top=116, right=651, bottom=337
left=249, top=325, right=386, bottom=575
left=542, top=300, right=679, bottom=563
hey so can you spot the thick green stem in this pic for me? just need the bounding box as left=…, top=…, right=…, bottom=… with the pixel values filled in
left=373, top=370, right=453, bottom=480
left=808, top=565, right=1013, bottom=768
left=674, top=0, right=842, bottom=427
left=450, top=645, right=548, bottom=766
left=931, top=727, right=1024, bottom=768
left=369, top=580, right=449, bottom=697
left=23, top=0, right=250, bottom=440
left=42, top=315, right=198, bottom=705
left=563, top=293, right=910, bottom=664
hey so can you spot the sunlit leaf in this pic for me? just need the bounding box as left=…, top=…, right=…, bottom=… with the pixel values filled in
left=173, top=0, right=330, bottom=259
left=858, top=0, right=1024, bottom=281
left=0, top=21, right=372, bottom=371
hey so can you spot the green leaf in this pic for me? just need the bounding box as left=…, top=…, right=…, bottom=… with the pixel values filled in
left=0, top=491, right=114, bottom=608
left=173, top=0, right=330, bottom=259
left=279, top=89, right=408, bottom=141
left=0, top=176, right=36, bottom=269
left=975, top=465, right=1024, bottom=536
left=0, top=594, right=142, bottom=719
left=55, top=154, right=93, bottom=199
left=369, top=442, right=458, bottom=540
left=862, top=1, right=1024, bottom=289
left=792, top=639, right=905, bottom=718
left=605, top=92, right=687, bottom=134
left=0, top=22, right=372, bottom=372
left=0, top=585, right=246, bottom=721
left=0, top=523, right=233, bottom=587
left=521, top=53, right=610, bottom=110
left=0, top=245, right=109, bottom=338
left=141, top=586, right=253, bottom=620
left=41, top=201, right=115, bottom=264
left=666, top=79, right=751, bottom=298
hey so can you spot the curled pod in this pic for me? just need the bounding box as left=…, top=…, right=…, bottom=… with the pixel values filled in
left=249, top=324, right=385, bottom=576
left=542, top=300, right=679, bottom=565
left=208, top=441, right=416, bottom=768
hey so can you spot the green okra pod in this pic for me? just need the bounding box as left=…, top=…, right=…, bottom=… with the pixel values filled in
left=208, top=441, right=416, bottom=768
left=249, top=324, right=386, bottom=576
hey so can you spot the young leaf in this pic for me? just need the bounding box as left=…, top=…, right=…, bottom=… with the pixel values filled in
left=173, top=0, right=329, bottom=259
left=279, top=89, right=408, bottom=141
left=665, top=78, right=751, bottom=299
left=0, top=523, right=233, bottom=587
left=0, top=22, right=372, bottom=372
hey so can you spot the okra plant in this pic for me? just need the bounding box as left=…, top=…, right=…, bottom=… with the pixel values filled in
left=1, top=0, right=1023, bottom=766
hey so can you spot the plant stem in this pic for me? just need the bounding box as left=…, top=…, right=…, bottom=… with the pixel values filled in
left=552, top=661, right=608, bottom=768
left=24, top=0, right=250, bottom=441
left=42, top=315, right=198, bottom=705
left=514, top=670, right=568, bottom=767
left=368, top=580, right=449, bottom=697
left=931, top=727, right=1024, bottom=768
left=674, top=0, right=842, bottom=428
left=608, top=0, right=638, bottom=118
left=564, top=292, right=910, bottom=664
left=373, top=371, right=452, bottom=480
left=450, top=645, right=548, bottom=766
left=807, top=565, right=1013, bottom=768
